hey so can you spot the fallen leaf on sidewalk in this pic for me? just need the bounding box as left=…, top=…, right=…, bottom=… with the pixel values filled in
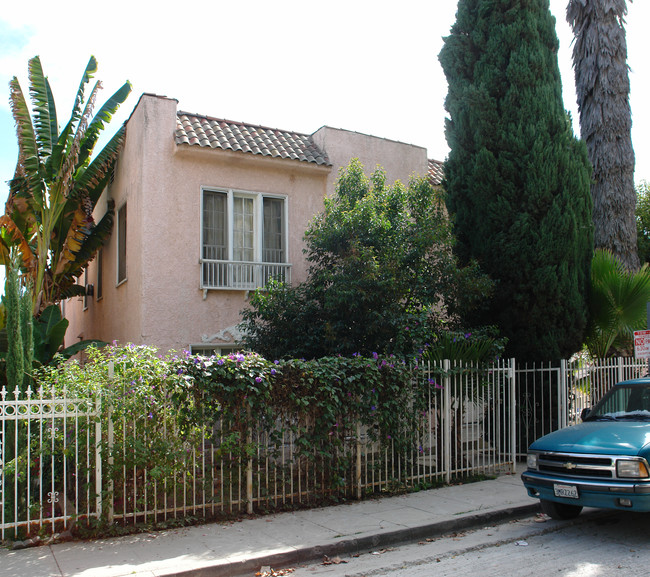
left=256, top=567, right=295, bottom=576
left=322, top=555, right=347, bottom=565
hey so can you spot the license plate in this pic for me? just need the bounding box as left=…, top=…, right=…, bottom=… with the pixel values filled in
left=553, top=483, right=579, bottom=499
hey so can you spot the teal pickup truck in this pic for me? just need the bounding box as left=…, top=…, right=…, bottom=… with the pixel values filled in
left=521, top=377, right=650, bottom=519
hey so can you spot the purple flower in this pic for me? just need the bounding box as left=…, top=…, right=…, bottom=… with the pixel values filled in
left=372, top=352, right=378, bottom=359
left=371, top=405, right=377, bottom=411
left=217, top=358, right=225, bottom=365
left=255, top=377, right=263, bottom=383
left=271, top=368, right=277, bottom=375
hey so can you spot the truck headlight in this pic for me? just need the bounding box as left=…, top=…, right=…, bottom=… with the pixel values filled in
left=617, top=459, right=650, bottom=478
left=527, top=453, right=538, bottom=470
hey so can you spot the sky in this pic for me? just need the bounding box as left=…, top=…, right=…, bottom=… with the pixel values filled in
left=0, top=1, right=649, bottom=266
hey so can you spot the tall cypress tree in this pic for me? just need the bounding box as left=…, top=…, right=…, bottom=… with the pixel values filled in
left=439, top=0, right=593, bottom=361
left=5, top=253, right=24, bottom=390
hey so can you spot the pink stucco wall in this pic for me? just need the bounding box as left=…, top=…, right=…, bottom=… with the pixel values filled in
left=312, top=125, right=429, bottom=195
left=65, top=94, right=430, bottom=353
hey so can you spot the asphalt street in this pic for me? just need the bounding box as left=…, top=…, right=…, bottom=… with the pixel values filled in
left=285, top=509, right=650, bottom=577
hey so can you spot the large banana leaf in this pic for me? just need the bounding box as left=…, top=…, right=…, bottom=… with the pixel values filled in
left=0, top=215, right=38, bottom=275
left=74, top=125, right=126, bottom=204
left=77, top=81, right=131, bottom=169
left=54, top=56, right=98, bottom=173
left=32, top=304, right=69, bottom=363
left=54, top=203, right=94, bottom=276
left=3, top=305, right=106, bottom=365
left=28, top=56, right=58, bottom=161
left=9, top=77, right=44, bottom=210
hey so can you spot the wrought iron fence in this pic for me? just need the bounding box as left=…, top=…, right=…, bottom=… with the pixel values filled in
left=0, top=386, right=100, bottom=540
left=3, top=356, right=643, bottom=539
left=514, top=356, right=648, bottom=458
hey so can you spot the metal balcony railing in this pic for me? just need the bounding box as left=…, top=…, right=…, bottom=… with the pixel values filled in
left=200, top=259, right=292, bottom=290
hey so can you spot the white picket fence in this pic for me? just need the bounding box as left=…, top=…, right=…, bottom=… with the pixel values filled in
left=1, top=356, right=646, bottom=539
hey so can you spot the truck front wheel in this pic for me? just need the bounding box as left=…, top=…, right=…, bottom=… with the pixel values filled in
left=540, top=499, right=583, bottom=520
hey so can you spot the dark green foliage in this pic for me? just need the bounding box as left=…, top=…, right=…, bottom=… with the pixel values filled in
left=32, top=304, right=105, bottom=365
left=39, top=345, right=422, bottom=514
left=585, top=249, right=650, bottom=357
left=636, top=181, right=650, bottom=265
left=439, top=0, right=593, bottom=362
left=4, top=255, right=24, bottom=389
left=19, top=282, right=33, bottom=389
left=240, top=159, right=493, bottom=359
left=423, top=326, right=506, bottom=364
left=171, top=351, right=420, bottom=487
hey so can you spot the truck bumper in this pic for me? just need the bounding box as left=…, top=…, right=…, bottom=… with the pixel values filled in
left=522, top=470, right=650, bottom=512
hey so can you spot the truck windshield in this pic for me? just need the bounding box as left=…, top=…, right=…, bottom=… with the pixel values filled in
left=585, top=384, right=650, bottom=421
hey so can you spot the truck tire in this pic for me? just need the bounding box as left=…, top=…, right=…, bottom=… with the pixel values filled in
left=540, top=499, right=583, bottom=520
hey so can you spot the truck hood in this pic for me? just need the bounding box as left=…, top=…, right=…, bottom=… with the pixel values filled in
left=529, top=421, right=650, bottom=456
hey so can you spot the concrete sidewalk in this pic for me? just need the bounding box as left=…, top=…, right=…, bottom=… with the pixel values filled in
left=0, top=467, right=537, bottom=577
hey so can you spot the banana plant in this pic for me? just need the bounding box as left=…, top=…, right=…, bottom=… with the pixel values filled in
left=1, top=55, right=131, bottom=315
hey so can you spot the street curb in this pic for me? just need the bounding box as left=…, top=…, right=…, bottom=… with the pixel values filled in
left=165, top=503, right=540, bottom=577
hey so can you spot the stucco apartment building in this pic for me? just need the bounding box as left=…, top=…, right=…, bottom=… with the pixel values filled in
left=64, top=93, right=443, bottom=354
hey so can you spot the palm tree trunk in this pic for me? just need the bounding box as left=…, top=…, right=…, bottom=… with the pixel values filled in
left=567, top=0, right=639, bottom=270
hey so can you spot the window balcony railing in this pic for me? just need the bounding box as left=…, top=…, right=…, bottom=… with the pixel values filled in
left=200, top=259, right=292, bottom=290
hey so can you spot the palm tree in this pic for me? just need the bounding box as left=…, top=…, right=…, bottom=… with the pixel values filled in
left=567, top=0, right=639, bottom=271
left=0, top=55, right=131, bottom=314
left=585, top=249, right=650, bottom=358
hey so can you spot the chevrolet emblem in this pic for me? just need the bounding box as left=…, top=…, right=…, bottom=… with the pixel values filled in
left=563, top=462, right=577, bottom=470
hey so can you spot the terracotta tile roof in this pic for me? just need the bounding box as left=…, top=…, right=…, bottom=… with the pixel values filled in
left=175, top=112, right=331, bottom=166
left=428, top=159, right=444, bottom=186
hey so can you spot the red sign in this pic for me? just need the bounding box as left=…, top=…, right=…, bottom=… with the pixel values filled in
left=634, top=330, right=650, bottom=359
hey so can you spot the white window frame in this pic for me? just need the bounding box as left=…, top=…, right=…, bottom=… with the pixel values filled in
left=201, top=187, right=288, bottom=264
left=200, top=187, right=290, bottom=290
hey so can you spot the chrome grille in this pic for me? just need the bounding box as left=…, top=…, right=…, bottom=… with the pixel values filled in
left=538, top=452, right=614, bottom=479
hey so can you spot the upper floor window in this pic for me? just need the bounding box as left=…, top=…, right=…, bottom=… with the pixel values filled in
left=201, top=189, right=290, bottom=290
left=82, top=268, right=88, bottom=310
left=96, top=247, right=103, bottom=300
left=117, top=203, right=127, bottom=285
